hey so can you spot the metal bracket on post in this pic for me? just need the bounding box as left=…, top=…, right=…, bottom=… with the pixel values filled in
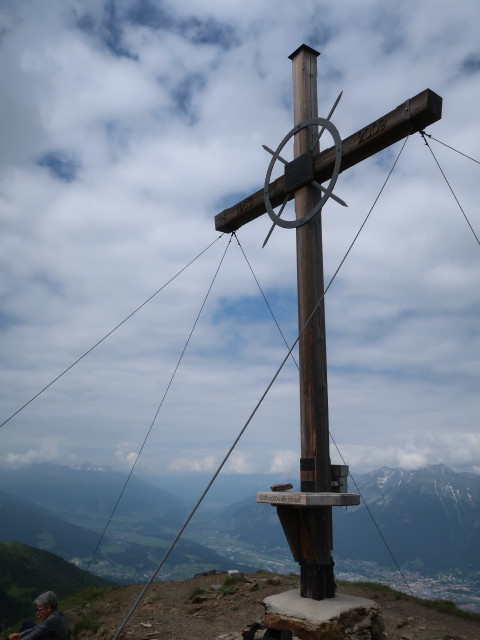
left=331, top=465, right=349, bottom=493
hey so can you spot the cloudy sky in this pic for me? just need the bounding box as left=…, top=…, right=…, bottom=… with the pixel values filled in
left=0, top=0, right=479, bottom=482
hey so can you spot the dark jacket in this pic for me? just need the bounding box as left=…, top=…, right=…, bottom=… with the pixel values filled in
left=20, top=612, right=69, bottom=640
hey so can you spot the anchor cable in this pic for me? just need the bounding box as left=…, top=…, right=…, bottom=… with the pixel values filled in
left=328, top=432, right=415, bottom=597
left=236, top=199, right=415, bottom=597
left=233, top=232, right=299, bottom=370
left=0, top=235, right=224, bottom=431
left=235, top=237, right=415, bottom=597
left=110, top=136, right=411, bottom=640
left=420, top=132, right=480, bottom=247
left=80, top=235, right=233, bottom=589
left=420, top=131, right=480, bottom=166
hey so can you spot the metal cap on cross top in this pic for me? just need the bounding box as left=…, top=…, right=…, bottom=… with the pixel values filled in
left=288, top=43, right=320, bottom=60
left=213, top=45, right=442, bottom=600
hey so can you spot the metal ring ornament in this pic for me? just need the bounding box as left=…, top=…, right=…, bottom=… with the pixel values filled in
left=264, top=117, right=343, bottom=229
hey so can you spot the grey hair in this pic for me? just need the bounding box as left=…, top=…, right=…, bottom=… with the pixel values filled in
left=34, top=591, right=58, bottom=610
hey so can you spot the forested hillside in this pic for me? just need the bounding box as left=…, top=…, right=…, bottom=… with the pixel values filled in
left=0, top=542, right=112, bottom=628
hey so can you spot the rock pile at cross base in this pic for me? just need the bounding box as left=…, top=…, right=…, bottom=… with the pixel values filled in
left=63, top=571, right=479, bottom=640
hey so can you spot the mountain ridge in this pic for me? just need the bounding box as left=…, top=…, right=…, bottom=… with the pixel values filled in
left=0, top=463, right=189, bottom=527
left=0, top=465, right=256, bottom=582
left=219, top=463, right=480, bottom=575
left=0, top=541, right=111, bottom=629
left=0, top=487, right=103, bottom=558
left=2, top=462, right=479, bottom=591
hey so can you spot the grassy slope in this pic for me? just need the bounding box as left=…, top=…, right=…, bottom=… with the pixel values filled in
left=0, top=542, right=113, bottom=629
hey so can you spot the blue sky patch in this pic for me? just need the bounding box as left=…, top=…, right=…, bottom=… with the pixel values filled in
left=104, top=119, right=132, bottom=157
left=373, top=145, right=400, bottom=172
left=305, top=23, right=334, bottom=52
left=37, top=151, right=79, bottom=182
left=32, top=273, right=65, bottom=298
left=215, top=291, right=297, bottom=328
left=127, top=2, right=236, bottom=50
left=0, top=310, right=22, bottom=332
left=101, top=0, right=130, bottom=57
left=75, top=12, right=95, bottom=33
left=180, top=16, right=237, bottom=49
left=461, top=54, right=480, bottom=74
left=75, top=1, right=136, bottom=59
left=171, top=73, right=205, bottom=123
left=76, top=1, right=236, bottom=57
left=127, top=0, right=172, bottom=30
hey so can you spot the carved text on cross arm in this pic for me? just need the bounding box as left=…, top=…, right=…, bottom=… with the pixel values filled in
left=235, top=195, right=254, bottom=215
left=357, top=116, right=387, bottom=144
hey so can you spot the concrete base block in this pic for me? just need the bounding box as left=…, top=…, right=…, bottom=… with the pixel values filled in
left=263, top=590, right=387, bottom=640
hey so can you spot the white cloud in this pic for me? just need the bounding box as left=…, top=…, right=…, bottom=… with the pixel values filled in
left=0, top=0, right=479, bottom=482
left=225, top=451, right=256, bottom=474
left=3, top=439, right=75, bottom=467
left=336, top=431, right=480, bottom=475
left=168, top=453, right=217, bottom=473
left=268, top=450, right=298, bottom=474
left=115, top=441, right=138, bottom=467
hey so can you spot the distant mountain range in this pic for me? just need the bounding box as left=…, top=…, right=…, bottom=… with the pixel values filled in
left=0, top=464, right=255, bottom=582
left=1, top=462, right=478, bottom=586
left=0, top=487, right=103, bottom=558
left=0, top=463, right=189, bottom=529
left=334, top=464, right=480, bottom=573
left=220, top=463, right=480, bottom=575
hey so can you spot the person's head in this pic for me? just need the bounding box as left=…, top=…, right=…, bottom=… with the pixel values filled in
left=33, top=592, right=58, bottom=621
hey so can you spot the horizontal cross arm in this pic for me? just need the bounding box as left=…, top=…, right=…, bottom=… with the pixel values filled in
left=214, top=88, right=442, bottom=233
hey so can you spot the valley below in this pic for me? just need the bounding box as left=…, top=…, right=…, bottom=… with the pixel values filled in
left=184, top=526, right=480, bottom=614
left=2, top=462, right=480, bottom=615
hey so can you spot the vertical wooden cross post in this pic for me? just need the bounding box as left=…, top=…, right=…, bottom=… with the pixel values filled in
left=291, top=45, right=334, bottom=598
left=214, top=45, right=442, bottom=600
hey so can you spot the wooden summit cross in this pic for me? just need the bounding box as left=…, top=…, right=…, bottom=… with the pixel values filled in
left=214, top=45, right=442, bottom=600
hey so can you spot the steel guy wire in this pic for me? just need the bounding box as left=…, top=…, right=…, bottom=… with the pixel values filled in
left=110, top=136, right=411, bottom=640
left=328, top=430, right=415, bottom=598
left=234, top=143, right=415, bottom=597
left=420, top=131, right=480, bottom=166
left=79, top=234, right=233, bottom=591
left=420, top=132, right=480, bottom=247
left=233, top=231, right=299, bottom=370
left=235, top=236, right=415, bottom=598
left=0, top=234, right=224, bottom=431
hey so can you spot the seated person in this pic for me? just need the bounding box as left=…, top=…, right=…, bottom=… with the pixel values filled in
left=8, top=592, right=69, bottom=640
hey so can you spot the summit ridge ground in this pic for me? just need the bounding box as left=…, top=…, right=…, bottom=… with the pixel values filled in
left=53, top=572, right=480, bottom=640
